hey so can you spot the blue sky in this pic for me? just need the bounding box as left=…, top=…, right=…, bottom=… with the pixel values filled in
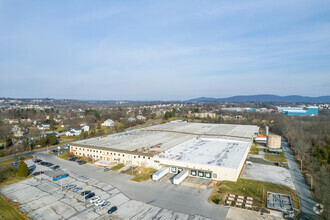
left=0, top=0, right=329, bottom=100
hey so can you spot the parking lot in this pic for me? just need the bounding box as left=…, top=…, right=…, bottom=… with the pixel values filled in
left=1, top=159, right=214, bottom=220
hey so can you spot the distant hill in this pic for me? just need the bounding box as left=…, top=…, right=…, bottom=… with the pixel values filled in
left=187, top=95, right=330, bottom=103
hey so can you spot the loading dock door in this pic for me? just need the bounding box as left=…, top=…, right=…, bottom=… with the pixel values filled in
left=198, top=171, right=204, bottom=177
left=205, top=172, right=211, bottom=178
left=191, top=170, right=196, bottom=176
left=171, top=167, right=176, bottom=173
left=178, top=168, right=183, bottom=173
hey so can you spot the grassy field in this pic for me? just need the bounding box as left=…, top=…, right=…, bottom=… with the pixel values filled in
left=57, top=151, right=70, bottom=161
left=0, top=195, right=28, bottom=220
left=264, top=152, right=287, bottom=162
left=0, top=156, right=33, bottom=187
left=126, top=167, right=157, bottom=182
left=209, top=179, right=299, bottom=211
left=249, top=146, right=260, bottom=155
left=111, top=164, right=124, bottom=171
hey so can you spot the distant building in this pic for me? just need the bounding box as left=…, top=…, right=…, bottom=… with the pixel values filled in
left=66, top=129, right=82, bottom=137
left=101, top=119, right=114, bottom=127
left=82, top=125, right=89, bottom=132
left=128, top=117, right=136, bottom=122
left=277, top=106, right=318, bottom=116
left=38, top=123, right=50, bottom=130
left=193, top=112, right=217, bottom=118
left=136, top=115, right=146, bottom=120
left=267, top=135, right=281, bottom=148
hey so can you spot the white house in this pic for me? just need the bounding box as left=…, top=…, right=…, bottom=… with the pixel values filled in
left=38, top=123, right=50, bottom=130
left=82, top=125, right=89, bottom=132
left=137, top=115, right=146, bottom=120
left=128, top=117, right=136, bottom=122
left=101, top=119, right=114, bottom=127
left=66, top=129, right=82, bottom=137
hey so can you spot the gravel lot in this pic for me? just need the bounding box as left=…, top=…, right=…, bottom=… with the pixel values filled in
left=241, top=163, right=295, bottom=189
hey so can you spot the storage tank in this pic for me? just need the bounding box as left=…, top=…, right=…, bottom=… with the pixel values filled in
left=173, top=170, right=189, bottom=185
left=152, top=167, right=169, bottom=181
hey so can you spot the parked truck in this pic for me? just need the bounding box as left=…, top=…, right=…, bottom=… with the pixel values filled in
left=173, top=170, right=188, bottom=185
left=152, top=167, right=169, bottom=181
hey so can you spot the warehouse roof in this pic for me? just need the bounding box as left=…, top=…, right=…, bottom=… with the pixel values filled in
left=156, top=138, right=250, bottom=169
left=72, top=122, right=258, bottom=154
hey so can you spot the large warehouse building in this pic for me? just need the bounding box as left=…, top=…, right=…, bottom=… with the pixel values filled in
left=70, top=121, right=259, bottom=181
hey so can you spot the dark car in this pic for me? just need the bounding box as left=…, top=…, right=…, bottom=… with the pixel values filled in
left=28, top=164, right=36, bottom=173
left=51, top=165, right=60, bottom=170
left=33, top=158, right=42, bottom=163
left=107, top=206, right=117, bottom=214
left=85, top=192, right=95, bottom=200
left=32, top=171, right=44, bottom=176
left=104, top=168, right=110, bottom=172
left=77, top=160, right=86, bottom=165
left=81, top=190, right=91, bottom=196
left=69, top=157, right=78, bottom=161
left=11, top=161, right=20, bottom=168
left=39, top=161, right=46, bottom=166
left=46, top=162, right=54, bottom=167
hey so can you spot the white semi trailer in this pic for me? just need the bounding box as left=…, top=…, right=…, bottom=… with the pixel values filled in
left=152, top=167, right=169, bottom=181
left=173, top=170, right=189, bottom=185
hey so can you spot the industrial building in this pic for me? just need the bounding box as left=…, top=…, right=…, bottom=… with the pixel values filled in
left=70, top=121, right=259, bottom=181
left=277, top=106, right=318, bottom=116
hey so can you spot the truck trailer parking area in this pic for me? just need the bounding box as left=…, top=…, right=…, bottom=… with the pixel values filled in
left=0, top=161, right=214, bottom=220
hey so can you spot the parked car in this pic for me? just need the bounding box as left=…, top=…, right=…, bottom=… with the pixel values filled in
left=69, top=157, right=78, bottom=161
left=77, top=160, right=86, bottom=165
left=99, top=201, right=110, bottom=209
left=72, top=187, right=82, bottom=192
left=31, top=171, right=44, bottom=176
left=107, top=206, right=117, bottom=214
left=11, top=161, right=20, bottom=168
left=85, top=192, right=95, bottom=200
left=65, top=184, right=77, bottom=189
left=90, top=196, right=100, bottom=204
left=33, top=158, right=42, bottom=163
left=51, top=165, right=60, bottom=170
left=81, top=190, right=91, bottom=196
left=95, top=200, right=105, bottom=206
left=28, top=164, right=36, bottom=173
left=104, top=168, right=110, bottom=172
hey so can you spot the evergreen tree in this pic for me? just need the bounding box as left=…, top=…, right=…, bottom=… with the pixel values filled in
left=17, top=160, right=29, bottom=177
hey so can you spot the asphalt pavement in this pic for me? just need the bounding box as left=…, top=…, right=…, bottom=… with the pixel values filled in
left=281, top=138, right=320, bottom=220
left=35, top=152, right=229, bottom=220
left=126, top=118, right=163, bottom=131
left=0, top=146, right=59, bottom=162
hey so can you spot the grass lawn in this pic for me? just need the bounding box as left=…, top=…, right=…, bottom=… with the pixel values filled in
left=209, top=179, right=299, bottom=212
left=0, top=195, right=28, bottom=220
left=126, top=167, right=157, bottom=182
left=249, top=146, right=260, bottom=155
left=264, top=152, right=287, bottom=162
left=0, top=156, right=33, bottom=187
left=111, top=164, right=124, bottom=171
left=57, top=152, right=70, bottom=161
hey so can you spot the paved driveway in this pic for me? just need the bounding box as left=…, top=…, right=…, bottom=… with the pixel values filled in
left=281, top=139, right=319, bottom=220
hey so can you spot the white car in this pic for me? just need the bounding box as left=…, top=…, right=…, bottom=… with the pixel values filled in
left=90, top=196, right=100, bottom=204
left=95, top=199, right=105, bottom=206
left=99, top=201, right=110, bottom=209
